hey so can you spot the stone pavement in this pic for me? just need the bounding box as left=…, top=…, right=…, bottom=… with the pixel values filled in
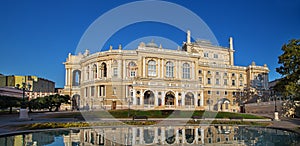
left=0, top=111, right=299, bottom=136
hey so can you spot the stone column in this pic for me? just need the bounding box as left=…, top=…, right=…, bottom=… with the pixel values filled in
left=194, top=92, right=198, bottom=107
left=182, top=92, right=185, bottom=106
left=158, top=59, right=160, bottom=78
left=175, top=91, right=179, bottom=107
left=123, top=60, right=126, bottom=79
left=155, top=91, right=158, bottom=106
left=140, top=89, right=144, bottom=106
left=161, top=59, right=164, bottom=78
left=200, top=91, right=204, bottom=106
left=192, top=62, right=195, bottom=80
left=68, top=68, right=72, bottom=85
left=161, top=91, right=165, bottom=106
left=65, top=69, right=69, bottom=85
left=143, top=57, right=145, bottom=77
left=133, top=89, right=136, bottom=105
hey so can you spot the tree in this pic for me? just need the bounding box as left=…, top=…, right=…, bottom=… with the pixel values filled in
left=0, top=96, right=22, bottom=114
left=276, top=39, right=300, bottom=100
left=275, top=39, right=300, bottom=117
left=28, top=94, right=70, bottom=112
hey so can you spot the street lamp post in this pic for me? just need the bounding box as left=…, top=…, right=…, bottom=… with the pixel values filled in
left=19, top=82, right=31, bottom=120
left=126, top=97, right=132, bottom=118
left=272, top=89, right=279, bottom=121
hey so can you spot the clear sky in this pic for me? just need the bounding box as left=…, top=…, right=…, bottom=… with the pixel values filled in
left=0, top=0, right=299, bottom=88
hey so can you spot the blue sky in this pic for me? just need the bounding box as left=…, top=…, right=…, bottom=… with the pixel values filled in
left=0, top=0, right=299, bottom=88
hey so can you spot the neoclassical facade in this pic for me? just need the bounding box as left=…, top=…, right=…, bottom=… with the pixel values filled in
left=63, top=30, right=269, bottom=112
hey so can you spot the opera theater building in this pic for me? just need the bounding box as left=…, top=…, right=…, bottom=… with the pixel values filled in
left=63, top=31, right=269, bottom=112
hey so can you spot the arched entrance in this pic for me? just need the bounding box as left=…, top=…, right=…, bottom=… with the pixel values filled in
left=185, top=92, right=194, bottom=106
left=165, top=91, right=175, bottom=106
left=144, top=90, right=155, bottom=105
left=72, top=94, right=80, bottom=110
left=217, top=98, right=230, bottom=111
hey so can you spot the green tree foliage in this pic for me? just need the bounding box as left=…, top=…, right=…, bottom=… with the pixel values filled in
left=276, top=39, right=300, bottom=100
left=0, top=96, right=22, bottom=113
left=29, top=94, right=70, bottom=112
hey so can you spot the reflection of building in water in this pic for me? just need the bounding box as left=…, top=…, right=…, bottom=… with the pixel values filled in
left=0, top=132, right=55, bottom=146
left=62, top=125, right=242, bottom=145
left=0, top=126, right=299, bottom=145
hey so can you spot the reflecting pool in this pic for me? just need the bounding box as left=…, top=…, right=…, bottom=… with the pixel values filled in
left=0, top=125, right=299, bottom=145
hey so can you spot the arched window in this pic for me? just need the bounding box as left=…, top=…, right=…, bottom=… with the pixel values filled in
left=144, top=90, right=155, bottom=105
left=93, top=64, right=97, bottom=79
left=166, top=61, right=174, bottom=78
left=148, top=60, right=156, bottom=76
left=182, top=63, right=190, bottom=79
left=185, top=92, right=194, bottom=105
left=101, top=63, right=107, bottom=78
left=128, top=62, right=137, bottom=77
left=72, top=70, right=81, bottom=86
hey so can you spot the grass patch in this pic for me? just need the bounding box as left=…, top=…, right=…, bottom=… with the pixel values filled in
left=22, top=122, right=90, bottom=130
left=18, top=121, right=159, bottom=131
left=38, top=110, right=267, bottom=120
left=188, top=120, right=271, bottom=126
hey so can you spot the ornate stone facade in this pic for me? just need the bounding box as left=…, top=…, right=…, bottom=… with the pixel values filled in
left=63, top=31, right=269, bottom=112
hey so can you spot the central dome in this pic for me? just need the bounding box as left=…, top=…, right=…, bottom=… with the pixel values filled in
left=146, top=40, right=158, bottom=48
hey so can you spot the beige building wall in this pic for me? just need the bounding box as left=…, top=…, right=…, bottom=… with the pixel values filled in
left=63, top=31, right=269, bottom=112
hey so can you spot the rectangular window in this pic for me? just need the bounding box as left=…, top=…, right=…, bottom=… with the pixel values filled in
left=240, top=80, right=243, bottom=86
left=214, top=54, right=218, bottom=58
left=99, top=85, right=105, bottom=97
left=224, top=79, right=228, bottom=85
left=216, top=91, right=220, bottom=95
left=207, top=78, right=211, bottom=84
left=113, top=68, right=118, bottom=77
left=130, top=71, right=136, bottom=77
left=216, top=72, right=219, bottom=75
left=148, top=61, right=156, bottom=76
left=85, top=87, right=88, bottom=97
left=232, top=80, right=236, bottom=86
left=199, top=77, right=202, bottom=83
left=208, top=90, right=211, bottom=95
left=204, top=52, right=209, bottom=57
left=233, top=91, right=236, bottom=96
left=225, top=91, right=228, bottom=95
left=113, top=87, right=116, bottom=95
left=239, top=73, right=243, bottom=78
left=224, top=72, right=227, bottom=76
left=232, top=73, right=235, bottom=77
left=91, top=86, right=95, bottom=96
left=216, top=78, right=220, bottom=85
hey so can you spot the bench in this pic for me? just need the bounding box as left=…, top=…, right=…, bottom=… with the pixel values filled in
left=192, top=115, right=203, bottom=119
left=133, top=115, right=148, bottom=120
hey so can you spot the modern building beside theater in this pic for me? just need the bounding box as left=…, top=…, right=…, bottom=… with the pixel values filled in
left=63, top=31, right=269, bottom=112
